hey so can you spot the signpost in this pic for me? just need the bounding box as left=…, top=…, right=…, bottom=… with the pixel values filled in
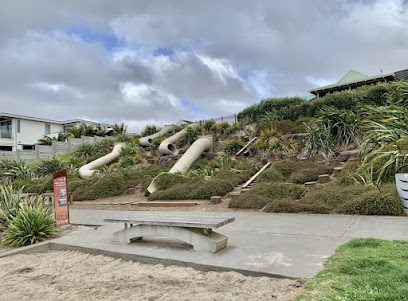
left=53, top=170, right=69, bottom=226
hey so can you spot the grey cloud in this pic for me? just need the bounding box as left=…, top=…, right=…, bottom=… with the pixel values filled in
left=0, top=0, right=407, bottom=132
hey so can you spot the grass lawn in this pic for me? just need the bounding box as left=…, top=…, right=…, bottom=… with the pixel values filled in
left=296, top=238, right=408, bottom=301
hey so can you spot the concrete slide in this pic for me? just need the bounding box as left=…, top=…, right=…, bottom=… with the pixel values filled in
left=78, top=143, right=126, bottom=179
left=158, top=124, right=197, bottom=156
left=147, top=135, right=213, bottom=195
left=139, top=125, right=177, bottom=147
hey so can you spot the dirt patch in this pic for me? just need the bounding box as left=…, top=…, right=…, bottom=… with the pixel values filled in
left=71, top=190, right=251, bottom=213
left=0, top=251, right=302, bottom=301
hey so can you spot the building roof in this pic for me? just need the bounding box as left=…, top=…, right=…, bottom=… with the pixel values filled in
left=0, top=112, right=112, bottom=127
left=310, top=69, right=395, bottom=95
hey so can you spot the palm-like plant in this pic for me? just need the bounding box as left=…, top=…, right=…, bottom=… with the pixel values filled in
left=357, top=82, right=408, bottom=185
left=141, top=125, right=160, bottom=137
left=112, top=123, right=127, bottom=135
left=303, top=108, right=359, bottom=159
left=38, top=135, right=53, bottom=145
left=3, top=199, right=59, bottom=247
left=0, top=186, right=23, bottom=230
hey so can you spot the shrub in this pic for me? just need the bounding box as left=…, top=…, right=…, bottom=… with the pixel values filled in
left=75, top=173, right=126, bottom=200
left=223, top=139, right=244, bottom=155
left=3, top=200, right=58, bottom=247
left=289, top=167, right=330, bottom=184
left=191, top=179, right=235, bottom=199
left=263, top=198, right=332, bottom=214
left=272, top=159, right=331, bottom=178
left=12, top=177, right=53, bottom=194
left=272, top=160, right=300, bottom=177
left=203, top=120, right=216, bottom=133
left=341, top=184, right=403, bottom=216
left=154, top=173, right=189, bottom=190
left=0, top=186, right=23, bottom=230
left=181, top=126, right=203, bottom=144
left=118, top=144, right=142, bottom=168
left=141, top=125, right=160, bottom=137
left=73, top=143, right=98, bottom=160
left=257, top=169, right=284, bottom=182
left=302, top=182, right=369, bottom=209
left=35, top=156, right=64, bottom=176
left=0, top=159, right=35, bottom=180
left=335, top=161, right=359, bottom=186
left=229, top=182, right=305, bottom=209
left=316, top=90, right=358, bottom=111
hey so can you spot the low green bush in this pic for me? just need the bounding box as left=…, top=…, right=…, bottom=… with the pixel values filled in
left=302, top=182, right=369, bottom=209
left=12, top=177, right=53, bottom=194
left=35, top=157, right=64, bottom=176
left=154, top=173, right=189, bottom=190
left=223, top=139, right=244, bottom=155
left=341, top=184, right=403, bottom=216
left=74, top=173, right=126, bottom=201
left=335, top=161, right=359, bottom=186
left=272, top=159, right=331, bottom=179
left=289, top=167, right=330, bottom=184
left=257, top=169, right=284, bottom=182
left=229, top=182, right=305, bottom=210
left=3, top=200, right=59, bottom=247
left=263, top=198, right=332, bottom=214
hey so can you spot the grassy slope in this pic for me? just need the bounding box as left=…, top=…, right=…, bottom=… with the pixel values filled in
left=296, top=238, right=408, bottom=301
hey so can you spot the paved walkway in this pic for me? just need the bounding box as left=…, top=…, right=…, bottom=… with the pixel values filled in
left=52, top=209, right=408, bottom=279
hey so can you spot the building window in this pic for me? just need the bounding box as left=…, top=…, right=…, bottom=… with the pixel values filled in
left=45, top=123, right=51, bottom=135
left=17, top=119, right=21, bottom=133
left=63, top=125, right=73, bottom=133
left=0, top=120, right=12, bottom=139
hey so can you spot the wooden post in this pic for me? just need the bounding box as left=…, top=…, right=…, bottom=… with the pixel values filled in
left=51, top=140, right=57, bottom=156
left=34, top=144, right=40, bottom=160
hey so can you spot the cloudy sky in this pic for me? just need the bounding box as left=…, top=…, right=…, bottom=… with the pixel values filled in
left=1, top=0, right=407, bottom=132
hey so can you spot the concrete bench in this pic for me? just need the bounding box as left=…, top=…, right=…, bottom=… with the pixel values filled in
left=103, top=215, right=235, bottom=253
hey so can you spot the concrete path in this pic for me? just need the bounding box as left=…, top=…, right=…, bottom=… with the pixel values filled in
left=52, top=209, right=408, bottom=279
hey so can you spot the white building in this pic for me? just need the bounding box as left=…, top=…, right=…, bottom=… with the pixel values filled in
left=0, top=112, right=112, bottom=151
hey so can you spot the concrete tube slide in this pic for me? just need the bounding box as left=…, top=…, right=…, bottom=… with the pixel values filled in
left=147, top=135, right=213, bottom=195
left=158, top=124, right=198, bottom=156
left=139, top=125, right=177, bottom=147
left=78, top=143, right=126, bottom=179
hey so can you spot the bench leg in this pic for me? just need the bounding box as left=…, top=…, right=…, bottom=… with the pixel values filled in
left=112, top=225, right=228, bottom=253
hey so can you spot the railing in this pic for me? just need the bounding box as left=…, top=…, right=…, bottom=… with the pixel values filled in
left=197, top=114, right=238, bottom=125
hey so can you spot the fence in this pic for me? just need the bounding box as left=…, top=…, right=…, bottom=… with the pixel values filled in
left=0, top=136, right=104, bottom=162
left=197, top=114, right=238, bottom=126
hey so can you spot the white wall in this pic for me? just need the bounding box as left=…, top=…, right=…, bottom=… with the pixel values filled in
left=15, top=119, right=64, bottom=146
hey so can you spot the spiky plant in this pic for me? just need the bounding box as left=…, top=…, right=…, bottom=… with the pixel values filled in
left=112, top=123, right=128, bottom=135
left=38, top=135, right=53, bottom=145
left=35, top=157, right=64, bottom=176
left=141, top=125, right=160, bottom=137
left=0, top=186, right=24, bottom=230
left=3, top=199, right=59, bottom=247
left=203, top=120, right=216, bottom=133
left=357, top=81, right=408, bottom=185
left=181, top=126, right=203, bottom=145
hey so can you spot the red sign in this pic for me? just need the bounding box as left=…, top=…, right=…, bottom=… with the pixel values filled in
left=53, top=170, right=69, bottom=227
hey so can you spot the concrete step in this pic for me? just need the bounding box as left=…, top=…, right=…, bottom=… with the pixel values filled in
left=304, top=181, right=318, bottom=187
left=318, top=174, right=331, bottom=184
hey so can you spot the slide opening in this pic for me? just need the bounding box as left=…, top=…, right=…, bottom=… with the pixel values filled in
left=168, top=144, right=179, bottom=156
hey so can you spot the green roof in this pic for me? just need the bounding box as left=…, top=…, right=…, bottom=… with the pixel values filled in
left=310, top=69, right=395, bottom=93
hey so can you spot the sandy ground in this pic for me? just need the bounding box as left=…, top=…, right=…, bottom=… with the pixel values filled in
left=0, top=251, right=301, bottom=301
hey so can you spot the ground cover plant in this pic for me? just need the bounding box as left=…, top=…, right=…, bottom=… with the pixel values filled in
left=296, top=238, right=408, bottom=301
left=149, top=157, right=258, bottom=200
